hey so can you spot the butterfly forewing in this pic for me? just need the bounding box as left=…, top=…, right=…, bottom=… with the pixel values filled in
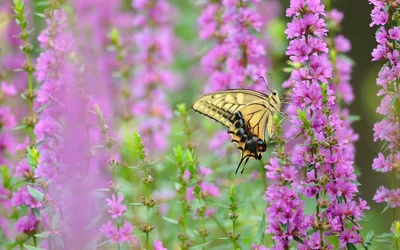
left=192, top=89, right=281, bottom=173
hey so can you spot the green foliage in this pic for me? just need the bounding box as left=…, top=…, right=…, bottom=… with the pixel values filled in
left=133, top=132, right=146, bottom=161
left=27, top=186, right=44, bottom=202
left=26, top=146, right=40, bottom=168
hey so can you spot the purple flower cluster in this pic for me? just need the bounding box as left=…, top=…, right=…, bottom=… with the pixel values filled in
left=199, top=0, right=276, bottom=156
left=325, top=9, right=359, bottom=161
left=154, top=239, right=168, bottom=250
left=34, top=8, right=72, bottom=184
left=0, top=3, right=20, bottom=167
left=100, top=193, right=137, bottom=245
left=14, top=213, right=39, bottom=234
left=199, top=0, right=267, bottom=93
left=265, top=179, right=311, bottom=249
left=131, top=0, right=175, bottom=153
left=265, top=0, right=369, bottom=248
left=185, top=166, right=219, bottom=219
left=369, top=0, right=400, bottom=208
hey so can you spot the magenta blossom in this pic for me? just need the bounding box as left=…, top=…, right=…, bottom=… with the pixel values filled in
left=105, top=194, right=127, bottom=219
left=154, top=239, right=167, bottom=250
left=15, top=214, right=39, bottom=234
left=100, top=221, right=135, bottom=244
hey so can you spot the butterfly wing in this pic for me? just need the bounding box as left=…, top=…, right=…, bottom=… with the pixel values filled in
left=192, top=89, right=281, bottom=173
left=191, top=90, right=269, bottom=128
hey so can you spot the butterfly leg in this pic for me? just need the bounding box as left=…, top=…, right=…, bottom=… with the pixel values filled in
left=240, top=158, right=250, bottom=174
left=235, top=157, right=244, bottom=175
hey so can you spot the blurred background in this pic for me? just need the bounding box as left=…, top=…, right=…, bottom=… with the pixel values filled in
left=0, top=0, right=393, bottom=248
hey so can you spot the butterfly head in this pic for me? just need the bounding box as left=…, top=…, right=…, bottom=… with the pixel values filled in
left=269, top=90, right=281, bottom=111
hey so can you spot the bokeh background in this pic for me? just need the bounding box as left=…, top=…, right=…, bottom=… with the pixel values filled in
left=0, top=0, right=394, bottom=248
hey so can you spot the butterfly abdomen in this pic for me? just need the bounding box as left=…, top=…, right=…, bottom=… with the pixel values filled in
left=228, top=111, right=267, bottom=160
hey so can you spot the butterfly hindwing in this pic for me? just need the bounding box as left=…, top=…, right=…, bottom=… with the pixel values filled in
left=192, top=89, right=281, bottom=173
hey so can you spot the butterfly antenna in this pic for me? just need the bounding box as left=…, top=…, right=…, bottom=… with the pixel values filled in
left=259, top=76, right=273, bottom=94
left=286, top=132, right=303, bottom=143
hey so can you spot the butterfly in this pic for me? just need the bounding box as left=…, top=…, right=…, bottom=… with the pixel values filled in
left=191, top=78, right=281, bottom=174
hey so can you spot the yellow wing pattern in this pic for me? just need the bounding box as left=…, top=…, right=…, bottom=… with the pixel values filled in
left=192, top=89, right=281, bottom=174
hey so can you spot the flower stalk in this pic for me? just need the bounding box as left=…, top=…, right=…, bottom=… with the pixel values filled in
left=13, top=0, right=37, bottom=130
left=228, top=186, right=239, bottom=250
left=369, top=1, right=400, bottom=245
left=133, top=132, right=156, bottom=250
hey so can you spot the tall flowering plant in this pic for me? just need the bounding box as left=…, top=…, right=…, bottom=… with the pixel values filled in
left=369, top=0, right=400, bottom=210
left=198, top=0, right=273, bottom=158
left=131, top=0, right=176, bottom=154
left=369, top=0, right=400, bottom=246
left=265, top=0, right=369, bottom=249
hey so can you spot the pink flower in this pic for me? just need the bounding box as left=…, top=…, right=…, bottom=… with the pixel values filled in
left=154, top=239, right=167, bottom=250
left=118, top=222, right=135, bottom=243
left=373, top=186, right=390, bottom=203
left=1, top=82, right=17, bottom=96
left=100, top=221, right=118, bottom=243
left=389, top=27, right=400, bottom=40
left=334, top=35, right=351, bottom=53
left=372, top=153, right=392, bottom=172
left=199, top=182, right=221, bottom=197
left=105, top=194, right=127, bottom=219
left=186, top=186, right=195, bottom=201
left=199, top=166, right=213, bottom=176
left=205, top=206, right=216, bottom=218
left=15, top=161, right=31, bottom=177
left=15, top=214, right=39, bottom=234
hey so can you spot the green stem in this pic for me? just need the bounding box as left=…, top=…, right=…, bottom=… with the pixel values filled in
left=201, top=212, right=206, bottom=250
left=144, top=161, right=151, bottom=250
left=33, top=235, right=37, bottom=247
left=232, top=219, right=238, bottom=250
left=146, top=232, right=149, bottom=250
left=393, top=169, right=397, bottom=221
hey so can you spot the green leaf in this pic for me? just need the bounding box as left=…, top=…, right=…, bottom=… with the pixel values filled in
left=382, top=202, right=391, bottom=214
left=96, top=240, right=109, bottom=247
left=26, top=146, right=40, bottom=168
left=13, top=125, right=27, bottom=131
left=32, top=208, right=40, bottom=218
left=51, top=211, right=60, bottom=228
left=133, top=132, right=145, bottom=160
left=35, top=139, right=48, bottom=148
left=256, top=213, right=266, bottom=245
left=34, top=13, right=46, bottom=18
left=34, top=231, right=49, bottom=238
left=350, top=179, right=361, bottom=186
left=293, top=236, right=304, bottom=244
left=189, top=241, right=212, bottom=249
left=217, top=237, right=230, bottom=240
left=297, top=109, right=309, bottom=127
left=349, top=115, right=360, bottom=123
left=36, top=1, right=49, bottom=6
left=375, top=232, right=394, bottom=238
left=130, top=203, right=144, bottom=206
left=27, top=186, right=44, bottom=201
left=161, top=216, right=179, bottom=225
left=346, top=243, right=357, bottom=250
left=24, top=245, right=43, bottom=250
left=366, top=230, right=374, bottom=242
left=109, top=28, right=120, bottom=45
left=36, top=103, right=52, bottom=113
left=0, top=166, right=10, bottom=187
left=95, top=188, right=110, bottom=192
